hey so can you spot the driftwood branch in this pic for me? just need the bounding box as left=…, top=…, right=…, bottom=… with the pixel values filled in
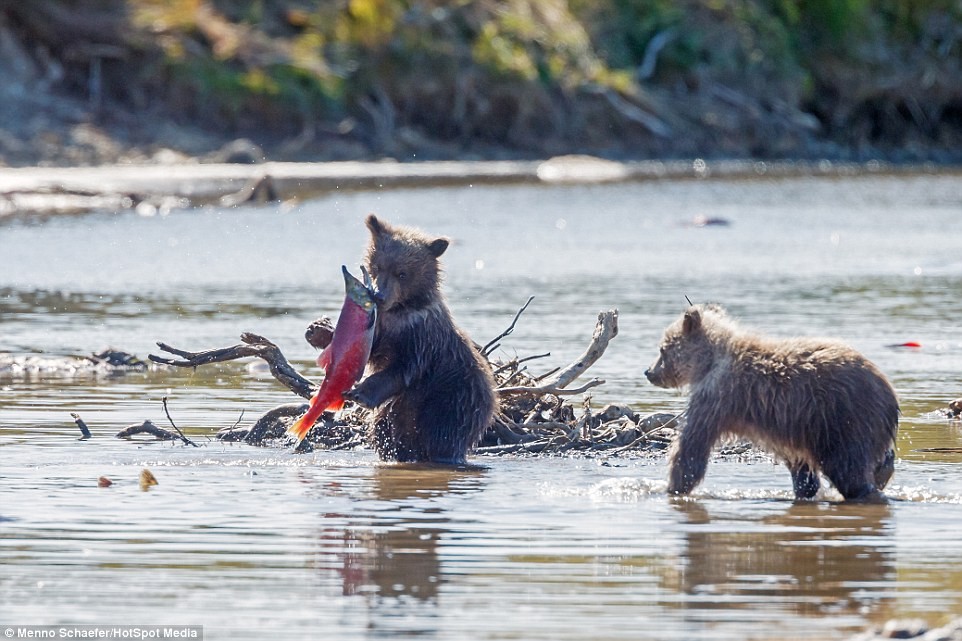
left=219, top=174, right=278, bottom=207
left=116, top=420, right=180, bottom=440
left=612, top=412, right=683, bottom=453
left=498, top=309, right=618, bottom=397
left=547, top=309, right=618, bottom=389
left=498, top=378, right=606, bottom=397
left=162, top=396, right=199, bottom=447
left=482, top=296, right=535, bottom=357
left=149, top=332, right=316, bottom=399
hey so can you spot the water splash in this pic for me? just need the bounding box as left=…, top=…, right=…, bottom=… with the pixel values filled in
left=886, top=484, right=962, bottom=504
left=588, top=477, right=668, bottom=501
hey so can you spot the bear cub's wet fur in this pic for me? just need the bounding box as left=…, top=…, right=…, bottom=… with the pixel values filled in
left=646, top=304, right=898, bottom=501
left=345, top=215, right=496, bottom=464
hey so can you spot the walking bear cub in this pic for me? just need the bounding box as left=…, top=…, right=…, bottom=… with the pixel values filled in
left=344, top=215, right=496, bottom=465
left=645, top=304, right=898, bottom=501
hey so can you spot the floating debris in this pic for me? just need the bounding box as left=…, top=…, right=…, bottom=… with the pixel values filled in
left=934, top=397, right=962, bottom=420
left=847, top=617, right=962, bottom=641
left=0, top=348, right=147, bottom=380
left=139, top=469, right=158, bottom=491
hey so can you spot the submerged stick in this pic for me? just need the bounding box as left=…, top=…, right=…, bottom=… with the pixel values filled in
left=149, top=332, right=316, bottom=399
left=228, top=409, right=246, bottom=431
left=162, top=396, right=199, bottom=447
left=71, top=412, right=92, bottom=440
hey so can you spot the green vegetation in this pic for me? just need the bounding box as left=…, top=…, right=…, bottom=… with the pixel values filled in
left=3, top=0, right=960, bottom=160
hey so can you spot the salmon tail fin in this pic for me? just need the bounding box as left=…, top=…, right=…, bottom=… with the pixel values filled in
left=286, top=395, right=327, bottom=446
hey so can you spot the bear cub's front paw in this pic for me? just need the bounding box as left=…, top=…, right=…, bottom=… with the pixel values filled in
left=344, top=386, right=376, bottom=409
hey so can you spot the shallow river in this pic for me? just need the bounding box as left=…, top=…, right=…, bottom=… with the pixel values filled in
left=2, top=169, right=961, bottom=640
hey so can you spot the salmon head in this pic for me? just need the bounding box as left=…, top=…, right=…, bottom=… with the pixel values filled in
left=342, top=265, right=377, bottom=329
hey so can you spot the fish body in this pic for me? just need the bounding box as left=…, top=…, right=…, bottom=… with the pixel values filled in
left=287, top=266, right=377, bottom=446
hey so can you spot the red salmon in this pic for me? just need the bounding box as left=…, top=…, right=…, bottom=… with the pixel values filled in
left=287, top=265, right=377, bottom=446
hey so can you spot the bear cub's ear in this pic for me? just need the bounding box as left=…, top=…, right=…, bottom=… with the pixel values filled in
left=682, top=308, right=702, bottom=336
left=428, top=237, right=449, bottom=257
left=366, top=214, right=388, bottom=237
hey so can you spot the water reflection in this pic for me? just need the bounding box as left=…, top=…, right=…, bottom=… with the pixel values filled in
left=313, top=465, right=485, bottom=636
left=669, top=500, right=895, bottom=624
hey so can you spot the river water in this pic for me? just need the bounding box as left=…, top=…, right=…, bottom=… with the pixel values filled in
left=2, top=170, right=961, bottom=640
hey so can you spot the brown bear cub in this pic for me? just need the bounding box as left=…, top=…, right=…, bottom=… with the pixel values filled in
left=344, top=215, right=497, bottom=465
left=645, top=304, right=898, bottom=501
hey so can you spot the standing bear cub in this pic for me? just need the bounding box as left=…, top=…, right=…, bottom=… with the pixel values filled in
left=645, top=304, right=898, bottom=501
left=344, top=215, right=496, bottom=465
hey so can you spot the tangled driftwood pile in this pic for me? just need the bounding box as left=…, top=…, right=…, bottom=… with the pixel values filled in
left=21, top=299, right=962, bottom=455
left=43, top=310, right=962, bottom=457
left=146, top=300, right=682, bottom=457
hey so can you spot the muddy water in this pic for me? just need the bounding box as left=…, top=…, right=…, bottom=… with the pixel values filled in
left=2, top=170, right=962, bottom=640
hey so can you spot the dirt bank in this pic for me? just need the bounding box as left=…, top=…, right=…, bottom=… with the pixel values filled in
left=1, top=1, right=961, bottom=168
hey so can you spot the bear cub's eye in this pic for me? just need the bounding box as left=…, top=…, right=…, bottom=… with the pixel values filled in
left=397, top=271, right=407, bottom=281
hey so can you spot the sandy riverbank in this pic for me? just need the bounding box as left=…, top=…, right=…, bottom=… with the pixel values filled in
left=2, top=156, right=958, bottom=219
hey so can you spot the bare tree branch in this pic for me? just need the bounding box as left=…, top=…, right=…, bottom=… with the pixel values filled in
left=149, top=332, right=316, bottom=399
left=116, top=420, right=180, bottom=441
left=483, top=296, right=535, bottom=357
left=162, top=396, right=199, bottom=447
left=498, top=309, right=618, bottom=396
left=498, top=378, right=605, bottom=397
